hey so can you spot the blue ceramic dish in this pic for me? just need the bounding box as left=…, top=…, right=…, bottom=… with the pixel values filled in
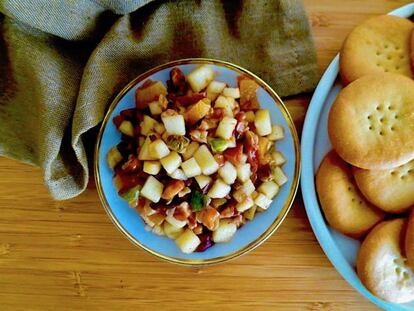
left=95, top=59, right=300, bottom=265
left=301, top=3, right=414, bottom=310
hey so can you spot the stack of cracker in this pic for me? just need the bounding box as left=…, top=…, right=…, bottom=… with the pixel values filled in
left=316, top=15, right=414, bottom=303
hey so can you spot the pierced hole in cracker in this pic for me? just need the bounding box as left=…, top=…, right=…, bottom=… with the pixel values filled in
left=376, top=51, right=380, bottom=56
left=379, top=131, right=384, bottom=136
left=384, top=44, right=389, bottom=48
left=387, top=55, right=392, bottom=60
left=403, top=271, right=410, bottom=280
left=395, top=66, right=400, bottom=70
left=390, top=126, right=395, bottom=131
left=369, top=126, right=373, bottom=130
left=391, top=171, right=396, bottom=176
left=400, top=55, right=404, bottom=59
left=396, top=267, right=402, bottom=274
left=384, top=69, right=389, bottom=72
left=367, top=115, right=372, bottom=120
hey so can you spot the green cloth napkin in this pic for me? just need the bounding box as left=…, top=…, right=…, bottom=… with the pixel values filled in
left=0, top=0, right=318, bottom=200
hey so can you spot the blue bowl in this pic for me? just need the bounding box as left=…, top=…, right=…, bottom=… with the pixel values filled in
left=95, top=58, right=300, bottom=265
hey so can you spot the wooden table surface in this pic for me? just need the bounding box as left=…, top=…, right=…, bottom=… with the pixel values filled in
left=1, top=1, right=411, bottom=310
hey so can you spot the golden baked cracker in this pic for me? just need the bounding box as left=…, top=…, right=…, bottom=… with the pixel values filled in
left=357, top=219, right=414, bottom=303
left=340, top=15, right=413, bottom=84
left=316, top=151, right=384, bottom=238
left=354, top=160, right=414, bottom=214
left=405, top=209, right=414, bottom=269
left=328, top=73, right=414, bottom=170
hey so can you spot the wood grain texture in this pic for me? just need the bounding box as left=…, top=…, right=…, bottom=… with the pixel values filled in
left=1, top=1, right=412, bottom=310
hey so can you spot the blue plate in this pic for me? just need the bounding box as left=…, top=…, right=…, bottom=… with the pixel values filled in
left=301, top=3, right=414, bottom=310
left=95, top=59, right=300, bottom=265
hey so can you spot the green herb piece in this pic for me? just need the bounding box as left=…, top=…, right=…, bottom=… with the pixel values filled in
left=191, top=191, right=206, bottom=212
left=208, top=138, right=228, bottom=153
left=120, top=185, right=141, bottom=207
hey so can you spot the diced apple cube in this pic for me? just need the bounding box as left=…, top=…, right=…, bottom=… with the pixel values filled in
left=242, top=179, right=255, bottom=196
left=233, top=188, right=247, bottom=203
left=149, top=139, right=170, bottom=159
left=141, top=176, right=164, bottom=203
left=271, top=150, right=286, bottom=166
left=214, top=95, right=234, bottom=117
left=243, top=205, right=257, bottom=220
left=181, top=157, right=202, bottom=178
left=136, top=80, right=167, bottom=109
left=166, top=214, right=187, bottom=228
left=195, top=175, right=212, bottom=189
left=187, top=65, right=215, bottom=93
left=273, top=166, right=288, bottom=186
left=216, top=116, right=237, bottom=140
left=218, top=162, right=237, bottom=185
left=206, top=80, right=226, bottom=100
left=138, top=137, right=157, bottom=160
left=118, top=120, right=134, bottom=136
left=267, top=125, right=285, bottom=141
left=213, top=220, right=237, bottom=243
left=222, top=87, right=240, bottom=98
left=236, top=197, right=254, bottom=212
left=163, top=221, right=184, bottom=239
left=193, top=145, right=219, bottom=175
left=107, top=146, right=123, bottom=170
left=185, top=98, right=211, bottom=125
left=160, top=151, right=182, bottom=174
left=182, top=141, right=200, bottom=160
left=237, top=163, right=251, bottom=182
left=175, top=229, right=201, bottom=253
left=245, top=110, right=255, bottom=122
left=143, top=161, right=161, bottom=175
left=254, top=193, right=272, bottom=210
left=168, top=168, right=188, bottom=180
left=140, top=115, right=158, bottom=136
left=254, top=110, right=272, bottom=136
left=258, top=181, right=279, bottom=199
left=149, top=101, right=162, bottom=115
left=207, top=179, right=231, bottom=198
left=161, top=111, right=186, bottom=136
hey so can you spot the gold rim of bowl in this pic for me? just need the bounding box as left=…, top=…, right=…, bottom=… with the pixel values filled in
left=94, top=58, right=301, bottom=266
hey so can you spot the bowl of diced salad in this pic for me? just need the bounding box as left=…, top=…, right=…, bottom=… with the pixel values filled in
left=95, top=58, right=300, bottom=265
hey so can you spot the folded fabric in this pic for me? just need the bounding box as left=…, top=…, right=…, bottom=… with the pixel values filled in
left=0, top=0, right=318, bottom=200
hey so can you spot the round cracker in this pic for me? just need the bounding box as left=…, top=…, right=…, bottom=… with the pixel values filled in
left=406, top=209, right=414, bottom=269
left=340, top=15, right=413, bottom=84
left=328, top=73, right=414, bottom=170
left=316, top=150, right=384, bottom=238
left=357, top=219, right=414, bottom=303
left=354, top=160, right=414, bottom=214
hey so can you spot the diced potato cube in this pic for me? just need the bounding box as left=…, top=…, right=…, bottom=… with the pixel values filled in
left=175, top=229, right=201, bottom=253
left=254, top=193, right=272, bottom=210
left=236, top=197, right=254, bottom=212
left=182, top=141, right=199, bottom=160
left=107, top=146, right=123, bottom=170
left=187, top=65, right=215, bottom=93
left=237, top=163, right=251, bottom=182
left=222, top=87, right=240, bottom=98
left=161, top=111, right=186, bottom=136
left=242, top=179, right=255, bottom=196
left=233, top=188, right=247, bottom=203
left=141, top=176, right=164, bottom=203
left=118, top=120, right=134, bottom=137
left=206, top=80, right=226, bottom=101
left=181, top=157, right=202, bottom=178
left=185, top=98, right=211, bottom=125
left=207, top=179, right=231, bottom=198
left=160, top=151, right=182, bottom=174
left=213, top=220, right=237, bottom=243
left=154, top=122, right=165, bottom=135
left=178, top=187, right=191, bottom=198
left=168, top=168, right=188, bottom=180
left=149, top=139, right=170, bottom=159
left=195, top=175, right=212, bottom=189
left=243, top=205, right=257, bottom=220
left=216, top=116, right=237, bottom=140
left=254, top=110, right=272, bottom=136
left=271, top=150, right=286, bottom=166
left=214, top=96, right=234, bottom=117
left=163, top=221, right=184, bottom=239
left=193, top=145, right=219, bottom=175
left=273, top=166, right=288, bottom=186
left=218, top=162, right=237, bottom=185
left=166, top=214, right=187, bottom=228
left=143, top=161, right=161, bottom=175
left=239, top=78, right=260, bottom=110
left=136, top=80, right=167, bottom=109
left=258, top=181, right=279, bottom=199
left=140, top=115, right=158, bottom=136
left=149, top=101, right=162, bottom=115
left=267, top=125, right=285, bottom=141
left=138, top=137, right=157, bottom=160
left=245, top=111, right=255, bottom=122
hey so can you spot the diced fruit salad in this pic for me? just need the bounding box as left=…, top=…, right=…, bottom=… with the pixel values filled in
left=107, top=65, right=288, bottom=254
